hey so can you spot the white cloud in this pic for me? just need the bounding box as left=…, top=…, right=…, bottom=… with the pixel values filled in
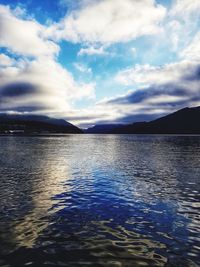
left=74, top=62, right=92, bottom=74
left=64, top=103, right=123, bottom=127
left=78, top=46, right=107, bottom=56
left=170, top=0, right=200, bottom=19
left=49, top=0, right=166, bottom=45
left=0, top=56, right=95, bottom=114
left=166, top=0, right=200, bottom=52
left=0, top=4, right=95, bottom=118
left=0, top=53, right=15, bottom=66
left=0, top=5, right=59, bottom=58
left=181, top=32, right=200, bottom=61
left=116, top=61, right=199, bottom=87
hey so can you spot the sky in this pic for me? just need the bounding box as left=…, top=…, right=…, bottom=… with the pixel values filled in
left=0, top=0, right=200, bottom=128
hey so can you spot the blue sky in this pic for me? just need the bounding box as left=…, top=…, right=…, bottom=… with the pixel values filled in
left=0, top=0, right=200, bottom=127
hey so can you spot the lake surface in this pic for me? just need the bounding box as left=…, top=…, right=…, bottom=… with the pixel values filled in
left=0, top=135, right=200, bottom=267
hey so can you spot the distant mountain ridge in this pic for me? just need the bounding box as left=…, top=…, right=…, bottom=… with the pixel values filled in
left=86, top=107, right=200, bottom=134
left=0, top=114, right=82, bottom=134
left=1, top=106, right=200, bottom=135
left=85, top=124, right=124, bottom=133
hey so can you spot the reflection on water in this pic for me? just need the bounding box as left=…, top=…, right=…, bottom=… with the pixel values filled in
left=0, top=135, right=200, bottom=267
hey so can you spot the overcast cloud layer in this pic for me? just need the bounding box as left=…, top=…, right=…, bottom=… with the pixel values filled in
left=0, top=0, right=200, bottom=127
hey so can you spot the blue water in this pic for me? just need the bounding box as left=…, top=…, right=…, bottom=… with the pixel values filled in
left=0, top=135, right=200, bottom=267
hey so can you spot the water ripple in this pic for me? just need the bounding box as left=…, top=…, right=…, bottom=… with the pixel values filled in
left=0, top=135, right=200, bottom=267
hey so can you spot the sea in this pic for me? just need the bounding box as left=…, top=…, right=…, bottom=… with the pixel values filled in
left=0, top=134, right=200, bottom=267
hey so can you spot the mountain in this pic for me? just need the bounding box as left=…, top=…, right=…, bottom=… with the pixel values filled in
left=0, top=114, right=82, bottom=134
left=2, top=106, right=200, bottom=135
left=111, top=107, right=200, bottom=134
left=85, top=124, right=124, bottom=133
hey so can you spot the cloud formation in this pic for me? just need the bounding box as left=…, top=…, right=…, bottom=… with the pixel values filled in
left=49, top=0, right=166, bottom=45
left=69, top=57, right=200, bottom=127
left=0, top=5, right=59, bottom=57
left=181, top=32, right=200, bottom=61
left=171, top=0, right=200, bottom=18
left=88, top=60, right=200, bottom=125
left=74, top=63, right=92, bottom=74
left=0, top=4, right=95, bottom=118
left=115, top=61, right=200, bottom=87
left=78, top=46, right=107, bottom=56
left=0, top=55, right=94, bottom=115
left=0, top=53, right=14, bottom=66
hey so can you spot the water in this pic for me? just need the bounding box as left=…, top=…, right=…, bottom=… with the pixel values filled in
left=0, top=135, right=200, bottom=267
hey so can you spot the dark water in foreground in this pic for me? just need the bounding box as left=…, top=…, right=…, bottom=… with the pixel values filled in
left=0, top=135, right=200, bottom=267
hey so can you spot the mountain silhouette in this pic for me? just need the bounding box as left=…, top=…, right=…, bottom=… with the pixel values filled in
left=86, top=107, right=200, bottom=134
left=85, top=124, right=124, bottom=133
left=2, top=106, right=200, bottom=135
left=0, top=114, right=82, bottom=134
left=113, top=107, right=200, bottom=134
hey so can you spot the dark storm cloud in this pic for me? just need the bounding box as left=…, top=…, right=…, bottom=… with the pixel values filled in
left=0, top=82, right=38, bottom=97
left=184, top=65, right=200, bottom=81
left=107, top=84, right=190, bottom=106
left=103, top=74, right=200, bottom=124
left=0, top=82, right=50, bottom=113
left=0, top=106, right=48, bottom=113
